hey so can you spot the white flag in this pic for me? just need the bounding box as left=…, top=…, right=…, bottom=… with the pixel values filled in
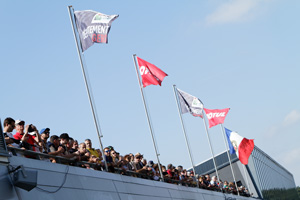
left=177, top=88, right=204, bottom=117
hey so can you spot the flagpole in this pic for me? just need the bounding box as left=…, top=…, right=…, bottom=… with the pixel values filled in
left=68, top=6, right=107, bottom=171
left=201, top=111, right=221, bottom=184
left=132, top=54, right=164, bottom=181
left=220, top=124, right=239, bottom=195
left=172, top=85, right=198, bottom=187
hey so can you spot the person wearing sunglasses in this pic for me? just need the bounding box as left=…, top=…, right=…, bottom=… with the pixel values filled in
left=103, top=147, right=115, bottom=172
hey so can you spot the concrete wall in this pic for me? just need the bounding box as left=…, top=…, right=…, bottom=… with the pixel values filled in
left=0, top=156, right=256, bottom=200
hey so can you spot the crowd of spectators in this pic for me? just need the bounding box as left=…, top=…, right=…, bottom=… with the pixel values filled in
left=2, top=117, right=251, bottom=197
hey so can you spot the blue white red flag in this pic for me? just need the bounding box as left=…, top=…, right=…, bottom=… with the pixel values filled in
left=225, top=128, right=254, bottom=165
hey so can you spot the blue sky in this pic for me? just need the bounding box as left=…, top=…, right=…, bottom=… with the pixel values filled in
left=1, top=0, right=300, bottom=186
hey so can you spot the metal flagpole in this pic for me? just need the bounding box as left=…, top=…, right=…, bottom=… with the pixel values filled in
left=172, top=85, right=198, bottom=187
left=132, top=54, right=164, bottom=181
left=220, top=124, right=240, bottom=195
left=68, top=6, right=108, bottom=171
left=243, top=164, right=252, bottom=196
left=201, top=110, right=221, bottom=183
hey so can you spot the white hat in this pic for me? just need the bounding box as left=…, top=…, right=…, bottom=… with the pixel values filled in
left=15, top=119, right=25, bottom=125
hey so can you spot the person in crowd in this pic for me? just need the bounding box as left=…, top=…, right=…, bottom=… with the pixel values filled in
left=69, top=139, right=78, bottom=153
left=67, top=137, right=74, bottom=153
left=58, top=133, right=78, bottom=160
left=177, top=165, right=183, bottom=172
left=75, top=143, right=90, bottom=161
left=141, top=158, right=147, bottom=167
left=48, top=135, right=65, bottom=157
left=209, top=176, right=219, bottom=189
left=180, top=169, right=188, bottom=183
left=198, top=176, right=208, bottom=189
left=107, top=146, right=114, bottom=151
left=59, top=133, right=69, bottom=152
left=85, top=139, right=101, bottom=159
left=128, top=153, right=134, bottom=162
left=131, top=153, right=147, bottom=174
left=223, top=181, right=229, bottom=190
left=103, top=147, right=113, bottom=164
left=184, top=171, right=192, bottom=184
left=176, top=165, right=183, bottom=179
left=103, top=147, right=115, bottom=172
left=88, top=155, right=103, bottom=170
left=218, top=180, right=223, bottom=189
left=110, top=150, right=119, bottom=165
left=166, top=164, right=173, bottom=178
left=40, top=128, right=50, bottom=154
left=172, top=168, right=179, bottom=181
left=13, top=120, right=41, bottom=152
left=123, top=154, right=134, bottom=171
left=116, top=152, right=120, bottom=160
left=189, top=171, right=197, bottom=184
left=3, top=117, right=19, bottom=146
left=153, top=164, right=161, bottom=180
left=204, top=174, right=211, bottom=187
left=161, top=165, right=168, bottom=176
left=114, top=155, right=129, bottom=174
left=228, top=182, right=237, bottom=194
left=148, top=160, right=160, bottom=181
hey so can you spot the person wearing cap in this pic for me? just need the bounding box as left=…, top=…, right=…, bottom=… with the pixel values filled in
left=131, top=153, right=148, bottom=174
left=107, top=146, right=114, bottom=151
left=40, top=128, right=50, bottom=154
left=3, top=117, right=18, bottom=146
left=13, top=120, right=41, bottom=152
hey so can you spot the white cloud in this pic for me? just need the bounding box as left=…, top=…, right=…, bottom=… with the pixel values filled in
left=205, top=0, right=262, bottom=25
left=283, top=110, right=300, bottom=126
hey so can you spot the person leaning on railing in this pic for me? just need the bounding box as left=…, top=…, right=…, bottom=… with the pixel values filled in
left=3, top=117, right=21, bottom=148
left=40, top=128, right=50, bottom=154
left=130, top=153, right=148, bottom=174
left=74, top=142, right=91, bottom=162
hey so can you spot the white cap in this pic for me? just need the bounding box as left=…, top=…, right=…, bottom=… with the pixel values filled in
left=15, top=119, right=25, bottom=125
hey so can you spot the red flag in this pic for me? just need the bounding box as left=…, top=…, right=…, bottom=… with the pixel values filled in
left=204, top=108, right=230, bottom=128
left=136, top=57, right=168, bottom=87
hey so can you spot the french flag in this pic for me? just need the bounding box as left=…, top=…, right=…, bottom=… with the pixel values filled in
left=225, top=128, right=254, bottom=165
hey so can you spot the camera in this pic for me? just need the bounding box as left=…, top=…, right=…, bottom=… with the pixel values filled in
left=28, top=124, right=34, bottom=133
